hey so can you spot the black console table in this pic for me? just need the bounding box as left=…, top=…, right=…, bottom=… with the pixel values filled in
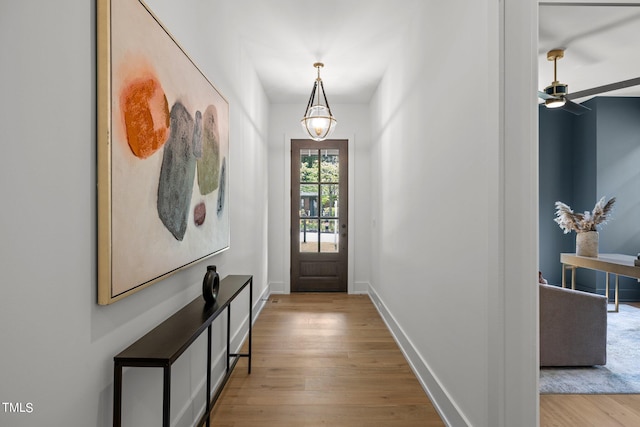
left=113, top=275, right=253, bottom=427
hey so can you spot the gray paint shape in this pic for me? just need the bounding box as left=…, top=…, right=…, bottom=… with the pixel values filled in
left=157, top=102, right=197, bottom=241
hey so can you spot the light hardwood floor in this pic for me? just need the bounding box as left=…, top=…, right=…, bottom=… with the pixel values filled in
left=209, top=294, right=640, bottom=426
left=210, top=293, right=445, bottom=426
left=540, top=394, right=640, bottom=426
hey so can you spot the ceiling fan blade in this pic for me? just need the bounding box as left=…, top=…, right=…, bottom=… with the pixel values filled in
left=538, top=90, right=556, bottom=100
left=567, top=77, right=640, bottom=100
left=561, top=99, right=591, bottom=115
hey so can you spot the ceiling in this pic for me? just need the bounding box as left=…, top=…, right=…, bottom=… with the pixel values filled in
left=227, top=1, right=640, bottom=105
left=539, top=2, right=640, bottom=102
left=226, top=0, right=425, bottom=104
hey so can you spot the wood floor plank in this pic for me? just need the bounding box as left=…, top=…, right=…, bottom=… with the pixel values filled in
left=209, top=293, right=445, bottom=426
left=540, top=394, right=640, bottom=427
left=212, top=404, right=442, bottom=427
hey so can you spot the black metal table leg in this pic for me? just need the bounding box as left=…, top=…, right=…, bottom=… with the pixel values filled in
left=113, top=362, right=122, bottom=427
left=248, top=278, right=252, bottom=374
left=226, top=305, right=231, bottom=373
left=162, top=365, right=171, bottom=427
left=206, top=325, right=212, bottom=427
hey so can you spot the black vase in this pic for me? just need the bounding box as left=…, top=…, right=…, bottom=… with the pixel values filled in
left=202, top=265, right=220, bottom=305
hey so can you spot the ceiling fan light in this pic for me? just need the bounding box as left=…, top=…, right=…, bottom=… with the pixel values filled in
left=541, top=51, right=570, bottom=109
left=545, top=97, right=566, bottom=109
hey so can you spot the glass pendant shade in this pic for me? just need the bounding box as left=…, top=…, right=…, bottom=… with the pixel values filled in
left=301, top=63, right=337, bottom=141
left=301, top=105, right=337, bottom=141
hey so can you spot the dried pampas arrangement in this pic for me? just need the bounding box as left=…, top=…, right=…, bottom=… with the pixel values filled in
left=554, top=196, right=616, bottom=234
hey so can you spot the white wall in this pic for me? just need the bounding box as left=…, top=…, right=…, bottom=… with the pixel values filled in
left=368, top=1, right=538, bottom=426
left=369, top=4, right=493, bottom=424
left=267, top=103, right=371, bottom=294
left=0, top=1, right=269, bottom=426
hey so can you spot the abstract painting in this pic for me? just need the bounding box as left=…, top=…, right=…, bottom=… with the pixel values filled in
left=97, top=0, right=229, bottom=304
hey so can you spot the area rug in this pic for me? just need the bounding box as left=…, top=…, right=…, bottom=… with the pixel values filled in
left=540, top=304, right=640, bottom=394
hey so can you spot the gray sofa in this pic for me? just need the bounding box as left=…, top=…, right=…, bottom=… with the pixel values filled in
left=539, top=283, right=607, bottom=366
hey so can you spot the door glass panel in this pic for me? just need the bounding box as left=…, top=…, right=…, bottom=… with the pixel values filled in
left=321, top=184, right=339, bottom=217
left=320, top=219, right=339, bottom=253
left=320, top=149, right=339, bottom=183
left=300, top=219, right=319, bottom=253
left=300, top=150, right=319, bottom=183
left=300, top=184, right=318, bottom=217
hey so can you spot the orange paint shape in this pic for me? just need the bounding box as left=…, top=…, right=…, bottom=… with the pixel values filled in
left=120, top=77, right=169, bottom=159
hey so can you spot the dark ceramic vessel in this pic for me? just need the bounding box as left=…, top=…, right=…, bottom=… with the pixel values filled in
left=202, top=265, right=220, bottom=305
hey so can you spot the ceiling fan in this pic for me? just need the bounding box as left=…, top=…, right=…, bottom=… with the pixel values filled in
left=538, top=48, right=640, bottom=116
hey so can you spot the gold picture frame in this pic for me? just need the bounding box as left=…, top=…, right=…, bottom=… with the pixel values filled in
left=97, top=0, right=230, bottom=304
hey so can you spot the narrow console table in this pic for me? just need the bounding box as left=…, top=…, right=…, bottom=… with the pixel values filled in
left=561, top=253, right=640, bottom=312
left=113, top=275, right=252, bottom=427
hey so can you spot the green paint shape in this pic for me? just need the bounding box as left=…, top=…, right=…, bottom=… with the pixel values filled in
left=197, top=105, right=220, bottom=195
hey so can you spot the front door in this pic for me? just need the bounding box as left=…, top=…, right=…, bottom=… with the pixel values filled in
left=291, top=139, right=348, bottom=292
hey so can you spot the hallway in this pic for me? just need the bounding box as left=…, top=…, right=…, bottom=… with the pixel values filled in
left=210, top=293, right=445, bottom=426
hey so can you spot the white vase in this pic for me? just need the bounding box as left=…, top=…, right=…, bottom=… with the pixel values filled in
left=576, top=231, right=598, bottom=257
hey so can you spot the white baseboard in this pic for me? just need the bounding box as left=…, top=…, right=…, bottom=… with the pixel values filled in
left=353, top=281, right=370, bottom=294
left=269, top=281, right=369, bottom=295
left=253, top=285, right=270, bottom=320
left=267, top=281, right=287, bottom=294
left=367, top=284, right=470, bottom=427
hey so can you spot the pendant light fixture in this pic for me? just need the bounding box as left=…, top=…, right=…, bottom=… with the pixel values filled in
left=301, top=62, right=337, bottom=141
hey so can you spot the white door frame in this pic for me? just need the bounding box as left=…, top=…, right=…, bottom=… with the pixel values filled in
left=495, top=0, right=539, bottom=426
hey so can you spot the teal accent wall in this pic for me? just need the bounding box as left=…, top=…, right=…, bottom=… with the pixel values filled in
left=539, top=105, right=575, bottom=284
left=539, top=97, right=640, bottom=300
left=571, top=101, right=598, bottom=290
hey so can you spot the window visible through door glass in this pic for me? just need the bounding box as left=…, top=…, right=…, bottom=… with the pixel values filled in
left=320, top=149, right=339, bottom=183
left=299, top=219, right=319, bottom=253
left=300, top=150, right=319, bottom=183
left=299, top=184, right=317, bottom=218
left=299, top=148, right=341, bottom=254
